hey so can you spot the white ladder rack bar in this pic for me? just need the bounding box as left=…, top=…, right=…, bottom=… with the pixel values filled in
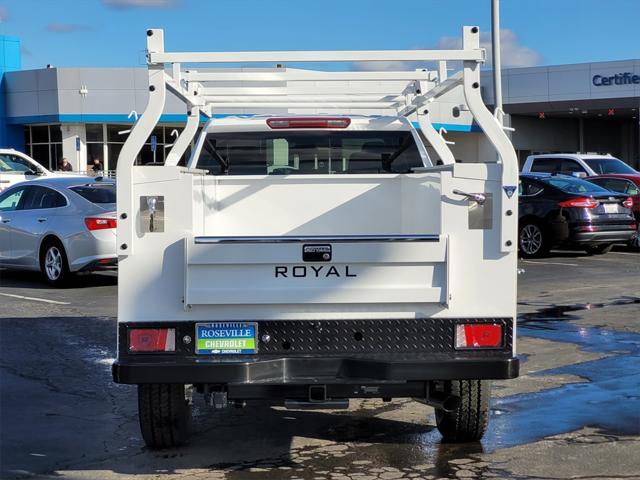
left=201, top=94, right=406, bottom=101
left=184, top=70, right=434, bottom=82
left=198, top=88, right=411, bottom=97
left=149, top=49, right=484, bottom=65
left=398, top=71, right=463, bottom=117
left=202, top=101, right=401, bottom=109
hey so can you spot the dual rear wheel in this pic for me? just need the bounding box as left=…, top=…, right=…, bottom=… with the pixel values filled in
left=138, top=384, right=192, bottom=449
left=434, top=380, right=491, bottom=443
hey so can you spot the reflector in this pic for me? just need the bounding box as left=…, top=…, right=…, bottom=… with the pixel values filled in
left=455, top=324, right=502, bottom=349
left=129, top=328, right=176, bottom=352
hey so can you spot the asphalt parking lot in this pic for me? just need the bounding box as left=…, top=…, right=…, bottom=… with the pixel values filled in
left=1, top=249, right=639, bottom=480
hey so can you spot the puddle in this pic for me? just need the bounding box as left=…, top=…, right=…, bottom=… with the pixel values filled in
left=518, top=296, right=640, bottom=331
left=480, top=297, right=640, bottom=448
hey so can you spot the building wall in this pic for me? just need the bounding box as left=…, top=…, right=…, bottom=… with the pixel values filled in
left=510, top=115, right=638, bottom=168
left=0, top=35, right=23, bottom=150
left=511, top=116, right=580, bottom=165
left=482, top=59, right=640, bottom=106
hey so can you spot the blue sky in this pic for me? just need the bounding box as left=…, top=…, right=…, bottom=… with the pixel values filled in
left=0, top=0, right=639, bottom=70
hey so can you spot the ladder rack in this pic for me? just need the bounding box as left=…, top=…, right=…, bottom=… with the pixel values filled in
left=116, top=26, right=518, bottom=255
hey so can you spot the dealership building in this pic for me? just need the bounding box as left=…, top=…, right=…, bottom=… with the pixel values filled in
left=1, top=35, right=638, bottom=173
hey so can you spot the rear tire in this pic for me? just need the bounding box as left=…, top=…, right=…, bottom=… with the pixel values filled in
left=584, top=244, right=613, bottom=255
left=138, top=383, right=192, bottom=449
left=435, top=380, right=491, bottom=443
left=518, top=221, right=549, bottom=258
left=40, top=239, right=71, bottom=287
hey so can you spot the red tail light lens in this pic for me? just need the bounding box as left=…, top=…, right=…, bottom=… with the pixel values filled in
left=622, top=197, right=633, bottom=209
left=266, top=117, right=351, bottom=129
left=558, top=197, right=598, bottom=209
left=129, top=328, right=176, bottom=352
left=455, top=324, right=503, bottom=349
left=85, top=217, right=117, bottom=231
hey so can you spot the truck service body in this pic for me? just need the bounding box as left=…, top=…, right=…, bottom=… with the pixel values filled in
left=112, top=27, right=520, bottom=448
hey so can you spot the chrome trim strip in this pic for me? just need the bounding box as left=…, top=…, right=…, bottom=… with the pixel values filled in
left=194, top=234, right=440, bottom=244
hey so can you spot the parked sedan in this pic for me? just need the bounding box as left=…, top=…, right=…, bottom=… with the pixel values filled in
left=0, top=177, right=116, bottom=286
left=586, top=173, right=640, bottom=248
left=518, top=173, right=636, bottom=257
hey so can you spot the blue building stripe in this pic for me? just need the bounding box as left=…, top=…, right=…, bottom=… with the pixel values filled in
left=411, top=121, right=481, bottom=132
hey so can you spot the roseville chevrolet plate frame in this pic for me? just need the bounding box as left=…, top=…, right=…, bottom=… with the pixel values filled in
left=195, top=322, right=259, bottom=355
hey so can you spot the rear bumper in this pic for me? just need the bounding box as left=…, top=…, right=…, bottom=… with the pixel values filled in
left=78, top=257, right=118, bottom=271
left=67, top=229, right=116, bottom=272
left=113, top=317, right=518, bottom=385
left=112, top=355, right=519, bottom=384
left=568, top=229, right=635, bottom=244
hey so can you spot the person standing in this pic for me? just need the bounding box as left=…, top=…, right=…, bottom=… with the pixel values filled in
left=89, top=158, right=104, bottom=176
left=58, top=157, right=73, bottom=172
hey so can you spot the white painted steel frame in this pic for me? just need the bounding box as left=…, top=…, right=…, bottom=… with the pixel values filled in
left=116, top=26, right=518, bottom=256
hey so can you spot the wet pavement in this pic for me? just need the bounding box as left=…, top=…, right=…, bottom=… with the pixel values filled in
left=1, top=249, right=639, bottom=479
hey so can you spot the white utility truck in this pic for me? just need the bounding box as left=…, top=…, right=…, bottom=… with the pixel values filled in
left=113, top=27, right=520, bottom=449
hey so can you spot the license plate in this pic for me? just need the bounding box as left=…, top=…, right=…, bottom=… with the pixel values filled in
left=195, top=322, right=258, bottom=355
left=604, top=203, right=619, bottom=213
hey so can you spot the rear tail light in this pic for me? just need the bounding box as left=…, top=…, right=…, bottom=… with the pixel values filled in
left=85, top=217, right=117, bottom=231
left=558, top=197, right=598, bottom=209
left=128, top=328, right=176, bottom=352
left=266, top=117, right=351, bottom=129
left=455, top=324, right=503, bottom=349
left=622, top=197, right=633, bottom=209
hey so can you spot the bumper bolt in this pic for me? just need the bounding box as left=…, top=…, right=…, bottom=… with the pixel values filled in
left=183, top=335, right=192, bottom=345
left=261, top=334, right=271, bottom=343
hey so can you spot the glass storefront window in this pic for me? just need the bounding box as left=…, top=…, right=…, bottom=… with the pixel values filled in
left=108, top=143, right=123, bottom=171
left=31, top=144, right=49, bottom=169
left=31, top=125, right=49, bottom=143
left=87, top=143, right=104, bottom=170
left=107, top=124, right=129, bottom=143
left=24, top=123, right=196, bottom=174
left=24, top=125, right=63, bottom=171
left=50, top=144, right=63, bottom=170
left=49, top=125, right=62, bottom=143
left=86, top=124, right=104, bottom=142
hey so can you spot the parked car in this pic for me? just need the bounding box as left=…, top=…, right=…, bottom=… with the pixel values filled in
left=0, top=177, right=117, bottom=286
left=518, top=173, right=636, bottom=257
left=0, top=149, right=54, bottom=192
left=522, top=153, right=638, bottom=178
left=587, top=173, right=640, bottom=248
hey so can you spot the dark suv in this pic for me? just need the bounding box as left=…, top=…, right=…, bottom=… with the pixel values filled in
left=518, top=174, right=636, bottom=257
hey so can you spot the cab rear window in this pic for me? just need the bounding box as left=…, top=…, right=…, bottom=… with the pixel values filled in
left=196, top=131, right=424, bottom=175
left=70, top=184, right=116, bottom=204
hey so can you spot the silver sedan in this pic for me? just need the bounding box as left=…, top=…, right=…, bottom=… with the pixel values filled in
left=0, top=177, right=117, bottom=286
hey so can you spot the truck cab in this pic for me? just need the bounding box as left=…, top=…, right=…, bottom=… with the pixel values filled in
left=0, top=149, right=52, bottom=193
left=522, top=153, right=637, bottom=177
left=112, top=27, right=520, bottom=449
